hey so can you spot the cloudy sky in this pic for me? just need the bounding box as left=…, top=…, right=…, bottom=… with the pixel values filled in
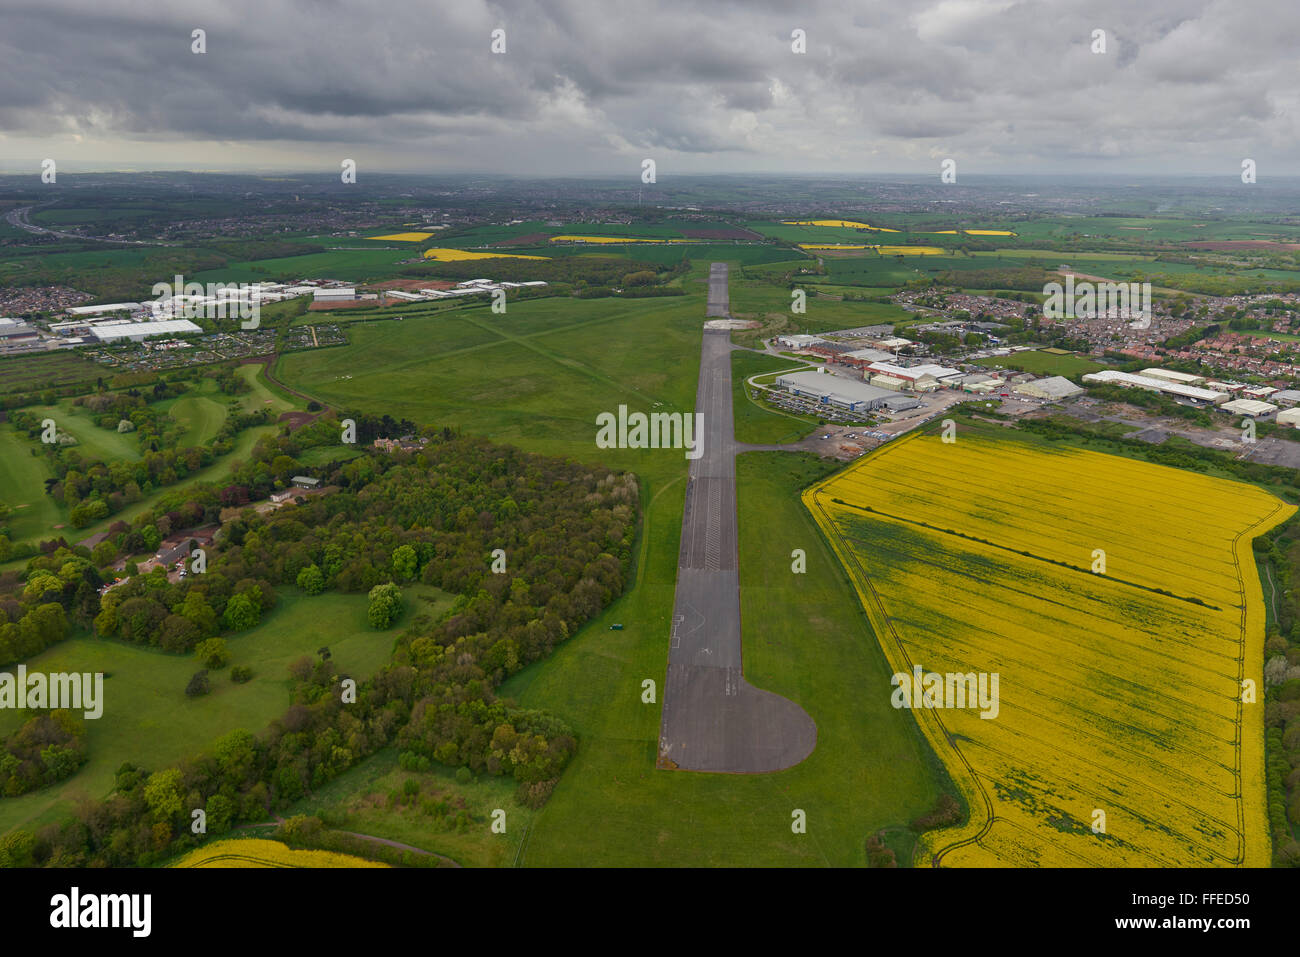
left=0, top=0, right=1294, bottom=176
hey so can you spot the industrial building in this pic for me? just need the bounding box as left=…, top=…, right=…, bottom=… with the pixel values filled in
left=964, top=377, right=1006, bottom=394
left=1277, top=408, right=1300, bottom=427
left=870, top=373, right=910, bottom=391
left=1270, top=389, right=1300, bottom=407
left=1221, top=398, right=1277, bottom=418
left=1082, top=370, right=1230, bottom=404
left=865, top=361, right=963, bottom=392
left=838, top=347, right=895, bottom=368
left=1140, top=367, right=1206, bottom=387
left=64, top=302, right=142, bottom=316
left=1242, top=385, right=1279, bottom=400
left=88, top=319, right=203, bottom=342
left=312, top=287, right=356, bottom=302
left=775, top=371, right=903, bottom=412
left=1012, top=376, right=1085, bottom=401
left=774, top=335, right=824, bottom=351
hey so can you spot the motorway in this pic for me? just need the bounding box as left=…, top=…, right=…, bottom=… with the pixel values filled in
left=657, top=263, right=817, bottom=773
left=5, top=203, right=167, bottom=245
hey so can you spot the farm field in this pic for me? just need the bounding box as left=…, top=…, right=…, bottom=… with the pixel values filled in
left=478, top=242, right=796, bottom=267
left=799, top=244, right=946, bottom=255
left=972, top=350, right=1103, bottom=377
left=0, top=351, right=104, bottom=395
left=421, top=247, right=549, bottom=261
left=445, top=220, right=759, bottom=246
left=751, top=221, right=1020, bottom=245
left=192, top=247, right=415, bottom=284
left=171, top=837, right=385, bottom=868
left=1013, top=217, right=1300, bottom=244
left=367, top=232, right=433, bottom=242
left=805, top=431, right=1291, bottom=867
left=0, top=584, right=450, bottom=837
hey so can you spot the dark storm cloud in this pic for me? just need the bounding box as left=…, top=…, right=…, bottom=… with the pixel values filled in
left=0, top=0, right=1297, bottom=173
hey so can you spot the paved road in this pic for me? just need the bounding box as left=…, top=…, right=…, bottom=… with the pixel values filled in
left=658, top=264, right=817, bottom=773
left=5, top=203, right=168, bottom=245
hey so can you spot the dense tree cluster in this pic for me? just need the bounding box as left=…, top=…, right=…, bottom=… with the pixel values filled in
left=0, top=553, right=97, bottom=664
left=1252, top=522, right=1300, bottom=866
left=0, top=711, right=88, bottom=797
left=6, top=429, right=639, bottom=866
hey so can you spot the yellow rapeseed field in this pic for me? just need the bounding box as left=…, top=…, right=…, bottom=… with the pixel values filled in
left=782, top=219, right=901, bottom=232
left=797, top=243, right=875, bottom=251
left=546, top=235, right=692, bottom=244
left=367, top=232, right=434, bottom=242
left=876, top=245, right=945, bottom=255
left=422, top=248, right=549, bottom=261
left=965, top=229, right=1017, bottom=236
left=796, top=243, right=946, bottom=255
left=805, top=432, right=1290, bottom=867
left=171, top=838, right=387, bottom=868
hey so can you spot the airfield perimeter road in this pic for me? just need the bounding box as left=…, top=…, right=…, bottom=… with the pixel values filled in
left=657, top=263, right=817, bottom=773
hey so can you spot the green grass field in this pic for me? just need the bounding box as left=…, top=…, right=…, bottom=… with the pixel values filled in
left=277, top=295, right=702, bottom=459
left=23, top=400, right=141, bottom=463
left=150, top=377, right=231, bottom=446
left=0, top=584, right=451, bottom=836
left=0, top=426, right=59, bottom=542
left=727, top=276, right=913, bottom=332
left=972, top=349, right=1103, bottom=377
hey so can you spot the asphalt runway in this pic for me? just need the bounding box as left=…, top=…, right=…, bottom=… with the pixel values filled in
left=705, top=261, right=731, bottom=317
left=658, top=264, right=817, bottom=773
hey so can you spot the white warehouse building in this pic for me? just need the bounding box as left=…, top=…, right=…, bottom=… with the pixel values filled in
left=1082, top=369, right=1229, bottom=404
left=88, top=319, right=202, bottom=342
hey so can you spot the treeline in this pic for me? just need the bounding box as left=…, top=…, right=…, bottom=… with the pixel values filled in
left=0, top=550, right=98, bottom=663
left=1162, top=323, right=1219, bottom=351
left=0, top=429, right=639, bottom=865
left=1249, top=521, right=1300, bottom=865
